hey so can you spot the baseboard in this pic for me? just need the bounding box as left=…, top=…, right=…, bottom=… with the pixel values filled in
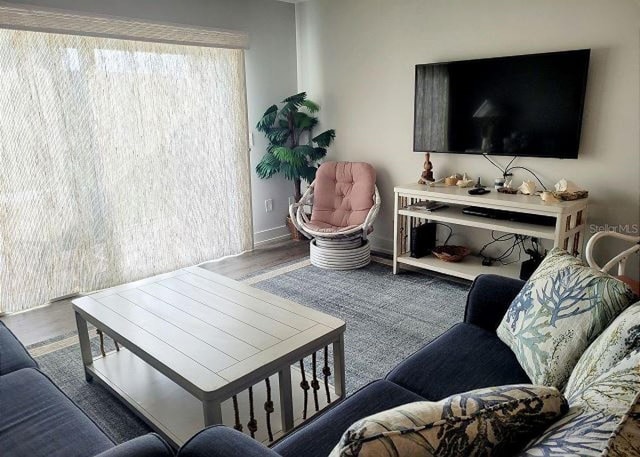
left=369, top=234, right=394, bottom=256
left=254, top=225, right=290, bottom=246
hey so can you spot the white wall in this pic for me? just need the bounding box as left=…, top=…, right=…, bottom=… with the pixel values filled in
left=297, top=0, right=640, bottom=276
left=11, top=0, right=299, bottom=244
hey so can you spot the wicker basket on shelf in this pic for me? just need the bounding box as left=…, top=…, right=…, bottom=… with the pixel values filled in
left=286, top=216, right=307, bottom=241
left=432, top=245, right=471, bottom=263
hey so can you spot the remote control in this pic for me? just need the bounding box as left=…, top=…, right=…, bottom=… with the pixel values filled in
left=468, top=188, right=491, bottom=195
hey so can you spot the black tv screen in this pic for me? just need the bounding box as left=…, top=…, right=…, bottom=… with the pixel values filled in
left=413, top=49, right=590, bottom=158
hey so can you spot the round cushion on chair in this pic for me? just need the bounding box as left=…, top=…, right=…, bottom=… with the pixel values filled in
left=310, top=240, right=371, bottom=270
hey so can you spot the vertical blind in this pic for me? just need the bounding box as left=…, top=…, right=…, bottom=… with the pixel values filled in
left=0, top=29, right=252, bottom=313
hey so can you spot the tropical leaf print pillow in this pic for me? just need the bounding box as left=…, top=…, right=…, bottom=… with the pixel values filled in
left=564, top=302, right=640, bottom=399
left=496, top=248, right=634, bottom=389
left=329, top=384, right=567, bottom=457
left=520, top=355, right=640, bottom=456
left=520, top=305, right=640, bottom=456
left=601, top=393, right=640, bottom=457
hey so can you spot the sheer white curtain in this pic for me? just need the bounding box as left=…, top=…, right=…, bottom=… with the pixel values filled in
left=0, top=29, right=252, bottom=313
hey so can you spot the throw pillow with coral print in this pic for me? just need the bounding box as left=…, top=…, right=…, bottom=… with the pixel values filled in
left=497, top=248, right=634, bottom=390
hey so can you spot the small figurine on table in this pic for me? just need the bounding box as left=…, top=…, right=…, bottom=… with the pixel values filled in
left=418, top=153, right=435, bottom=184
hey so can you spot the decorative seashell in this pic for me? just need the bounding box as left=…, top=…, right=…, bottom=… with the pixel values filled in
left=518, top=180, right=537, bottom=195
left=540, top=191, right=559, bottom=202
left=456, top=173, right=474, bottom=188
left=554, top=178, right=582, bottom=193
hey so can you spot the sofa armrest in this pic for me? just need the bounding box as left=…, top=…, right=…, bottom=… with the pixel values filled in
left=94, top=434, right=174, bottom=457
left=464, top=274, right=525, bottom=332
left=178, top=426, right=280, bottom=457
left=0, top=321, right=38, bottom=375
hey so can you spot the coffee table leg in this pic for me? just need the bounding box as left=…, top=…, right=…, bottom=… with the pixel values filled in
left=279, top=367, right=294, bottom=432
left=75, top=311, right=93, bottom=382
left=333, top=333, right=346, bottom=398
left=203, top=400, right=223, bottom=427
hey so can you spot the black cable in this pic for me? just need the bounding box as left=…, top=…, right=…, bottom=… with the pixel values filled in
left=482, top=154, right=547, bottom=190
left=502, top=235, right=528, bottom=265
left=504, top=156, right=518, bottom=175
left=431, top=222, right=453, bottom=246
left=495, top=236, right=520, bottom=264
left=507, top=236, right=529, bottom=265
left=478, top=232, right=512, bottom=261
left=481, top=153, right=505, bottom=175
left=532, top=237, right=541, bottom=257
left=479, top=232, right=530, bottom=265
left=497, top=238, right=522, bottom=265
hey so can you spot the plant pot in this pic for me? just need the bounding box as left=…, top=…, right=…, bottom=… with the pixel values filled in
left=286, top=216, right=307, bottom=241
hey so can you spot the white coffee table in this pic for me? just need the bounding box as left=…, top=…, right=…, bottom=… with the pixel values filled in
left=72, top=266, right=346, bottom=447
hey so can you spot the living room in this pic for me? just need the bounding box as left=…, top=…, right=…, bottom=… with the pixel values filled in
left=1, top=0, right=639, bottom=456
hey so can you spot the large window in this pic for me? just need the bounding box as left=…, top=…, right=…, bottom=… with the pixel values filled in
left=0, top=29, right=251, bottom=313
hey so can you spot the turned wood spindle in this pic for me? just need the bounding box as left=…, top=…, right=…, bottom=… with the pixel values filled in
left=264, top=378, right=274, bottom=442
left=232, top=395, right=242, bottom=432
left=247, top=386, right=257, bottom=438
left=299, top=359, right=310, bottom=419
left=322, top=345, right=332, bottom=403
left=311, top=352, right=320, bottom=412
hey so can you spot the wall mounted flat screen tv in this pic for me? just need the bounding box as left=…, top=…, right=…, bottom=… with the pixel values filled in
left=413, top=49, right=590, bottom=158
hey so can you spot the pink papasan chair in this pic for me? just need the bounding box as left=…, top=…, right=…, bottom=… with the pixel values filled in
left=289, top=161, right=381, bottom=269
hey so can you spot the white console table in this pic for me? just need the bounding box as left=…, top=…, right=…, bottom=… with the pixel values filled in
left=393, top=183, right=589, bottom=280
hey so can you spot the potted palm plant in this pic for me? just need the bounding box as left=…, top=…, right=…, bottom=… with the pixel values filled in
left=255, top=92, right=335, bottom=239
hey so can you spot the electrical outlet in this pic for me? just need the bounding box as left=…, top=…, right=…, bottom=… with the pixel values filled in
left=265, top=199, right=273, bottom=213
left=288, top=196, right=295, bottom=206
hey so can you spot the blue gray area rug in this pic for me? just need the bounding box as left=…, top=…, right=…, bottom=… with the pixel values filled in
left=247, top=258, right=469, bottom=394
left=27, top=258, right=469, bottom=444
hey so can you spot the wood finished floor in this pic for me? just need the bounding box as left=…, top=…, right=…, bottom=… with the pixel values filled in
left=0, top=239, right=310, bottom=347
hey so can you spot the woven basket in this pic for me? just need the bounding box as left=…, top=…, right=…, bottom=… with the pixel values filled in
left=432, top=245, right=471, bottom=262
left=286, top=216, right=307, bottom=241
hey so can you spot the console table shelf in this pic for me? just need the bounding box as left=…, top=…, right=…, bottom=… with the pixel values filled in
left=397, top=207, right=556, bottom=240
left=396, top=253, right=522, bottom=281
left=393, top=183, right=589, bottom=280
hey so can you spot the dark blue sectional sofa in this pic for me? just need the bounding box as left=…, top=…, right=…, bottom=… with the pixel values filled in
left=0, top=320, right=173, bottom=457
left=0, top=275, right=529, bottom=457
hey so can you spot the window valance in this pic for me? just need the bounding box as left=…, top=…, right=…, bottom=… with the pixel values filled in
left=0, top=3, right=249, bottom=49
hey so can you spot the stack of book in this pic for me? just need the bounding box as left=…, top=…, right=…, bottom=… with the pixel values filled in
left=404, top=201, right=448, bottom=212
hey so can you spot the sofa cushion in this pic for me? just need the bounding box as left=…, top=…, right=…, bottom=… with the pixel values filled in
left=178, top=426, right=280, bottom=457
left=329, top=384, right=567, bottom=457
left=0, top=320, right=38, bottom=375
left=497, top=248, right=634, bottom=390
left=0, top=367, right=114, bottom=457
left=95, top=434, right=173, bottom=457
left=272, top=379, right=424, bottom=457
left=464, top=274, right=526, bottom=332
left=519, top=305, right=640, bottom=456
left=311, top=161, right=376, bottom=229
left=386, top=323, right=531, bottom=400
